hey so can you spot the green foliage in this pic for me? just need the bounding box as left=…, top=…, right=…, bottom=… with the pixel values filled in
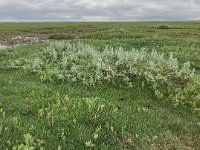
left=172, top=79, right=200, bottom=109
left=11, top=42, right=200, bottom=113
left=1, top=90, right=200, bottom=149
left=152, top=24, right=175, bottom=29
left=1, top=22, right=200, bottom=149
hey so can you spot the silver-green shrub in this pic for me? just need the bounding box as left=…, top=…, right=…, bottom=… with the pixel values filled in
left=10, top=41, right=200, bottom=112
left=152, top=24, right=175, bottom=29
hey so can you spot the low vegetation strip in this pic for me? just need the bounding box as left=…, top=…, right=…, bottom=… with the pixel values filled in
left=152, top=24, right=175, bottom=29
left=10, top=41, right=200, bottom=114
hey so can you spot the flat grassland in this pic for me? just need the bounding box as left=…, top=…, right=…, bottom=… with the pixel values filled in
left=0, top=22, right=200, bottom=149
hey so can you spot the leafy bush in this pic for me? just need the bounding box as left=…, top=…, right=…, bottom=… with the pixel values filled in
left=10, top=41, right=200, bottom=113
left=152, top=24, right=175, bottom=29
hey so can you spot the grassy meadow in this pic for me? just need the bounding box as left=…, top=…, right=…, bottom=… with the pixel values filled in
left=0, top=22, right=200, bottom=149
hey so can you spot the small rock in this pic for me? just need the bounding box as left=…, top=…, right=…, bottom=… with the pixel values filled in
left=21, top=107, right=32, bottom=116
left=0, top=44, right=9, bottom=49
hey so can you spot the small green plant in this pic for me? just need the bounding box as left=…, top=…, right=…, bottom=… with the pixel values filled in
left=12, top=133, right=44, bottom=150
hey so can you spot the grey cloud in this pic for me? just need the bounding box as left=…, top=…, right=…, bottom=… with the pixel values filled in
left=0, top=0, right=200, bottom=21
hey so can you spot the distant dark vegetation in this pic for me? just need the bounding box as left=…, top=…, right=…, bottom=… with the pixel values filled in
left=152, top=24, right=175, bottom=29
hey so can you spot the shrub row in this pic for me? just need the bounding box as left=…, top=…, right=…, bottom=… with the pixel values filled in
left=152, top=24, right=175, bottom=29
left=10, top=41, right=200, bottom=114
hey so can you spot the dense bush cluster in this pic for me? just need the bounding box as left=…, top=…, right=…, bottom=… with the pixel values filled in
left=152, top=24, right=175, bottom=29
left=10, top=42, right=200, bottom=113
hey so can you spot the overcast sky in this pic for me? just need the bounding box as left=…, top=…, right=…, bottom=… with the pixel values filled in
left=0, top=0, right=200, bottom=21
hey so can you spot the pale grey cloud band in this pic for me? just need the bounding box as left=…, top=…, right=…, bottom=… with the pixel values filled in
left=0, top=0, right=200, bottom=21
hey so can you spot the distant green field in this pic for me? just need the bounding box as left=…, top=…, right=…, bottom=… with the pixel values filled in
left=1, top=21, right=200, bottom=69
left=0, top=22, right=200, bottom=149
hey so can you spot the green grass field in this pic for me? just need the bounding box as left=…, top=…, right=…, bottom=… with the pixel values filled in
left=0, top=22, right=200, bottom=149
